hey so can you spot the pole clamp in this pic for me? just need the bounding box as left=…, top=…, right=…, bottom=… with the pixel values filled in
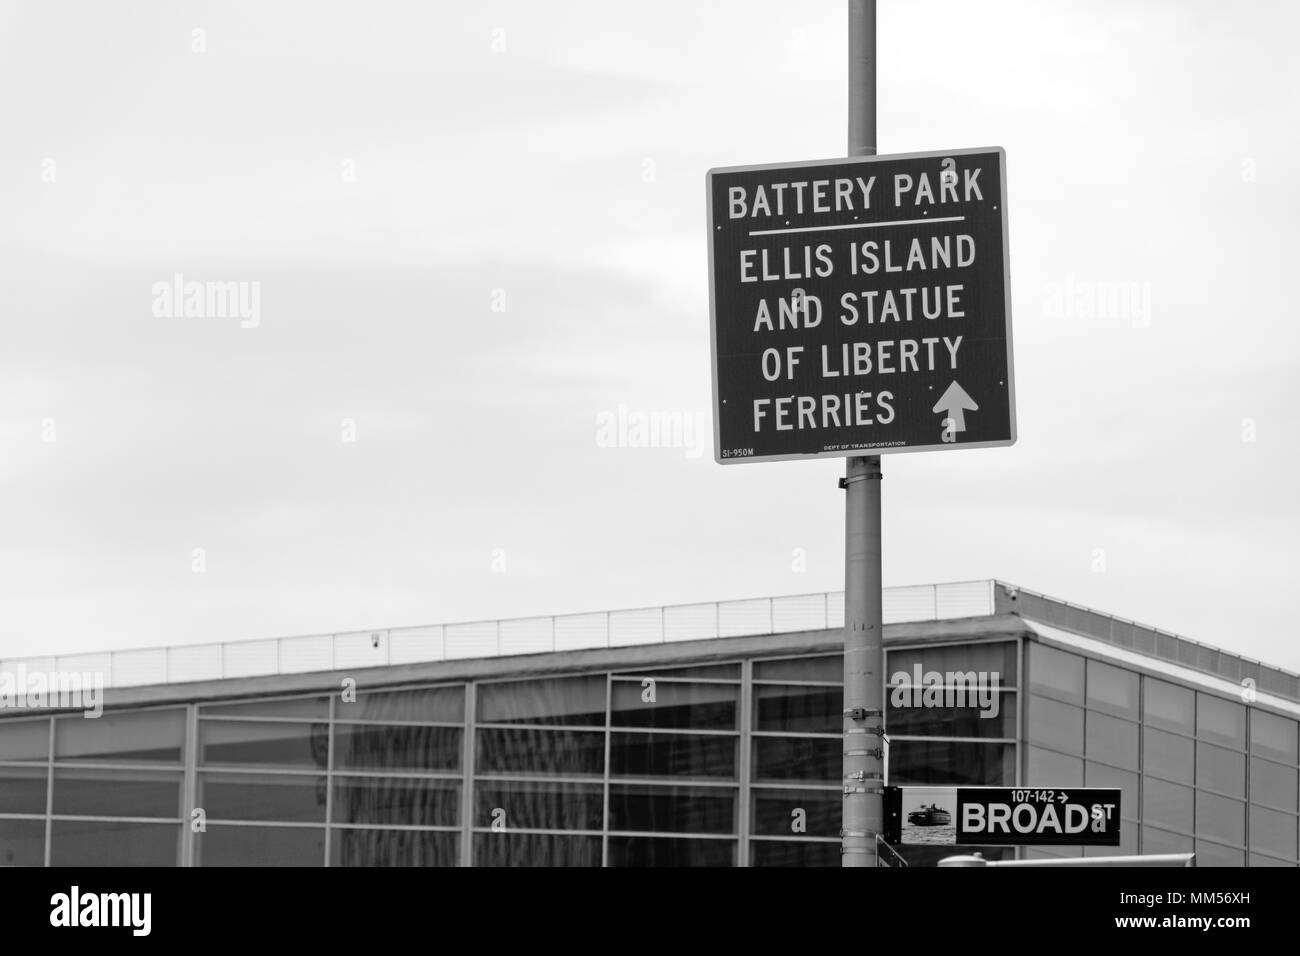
left=842, top=786, right=884, bottom=795
left=845, top=748, right=884, bottom=759
left=840, top=829, right=877, bottom=839
left=838, top=473, right=883, bottom=489
left=844, top=770, right=884, bottom=783
left=843, top=707, right=882, bottom=721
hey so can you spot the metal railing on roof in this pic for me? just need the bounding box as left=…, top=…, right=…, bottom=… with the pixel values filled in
left=995, top=579, right=1300, bottom=694
left=0, top=580, right=998, bottom=690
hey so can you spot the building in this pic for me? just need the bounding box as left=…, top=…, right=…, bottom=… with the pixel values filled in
left=0, top=580, right=1297, bottom=867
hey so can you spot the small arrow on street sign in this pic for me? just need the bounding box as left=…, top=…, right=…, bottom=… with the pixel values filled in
left=933, top=381, right=979, bottom=433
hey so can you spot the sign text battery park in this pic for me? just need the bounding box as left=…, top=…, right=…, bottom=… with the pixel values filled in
left=706, top=147, right=1015, bottom=464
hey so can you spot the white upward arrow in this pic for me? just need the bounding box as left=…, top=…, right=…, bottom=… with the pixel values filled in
left=932, top=381, right=979, bottom=433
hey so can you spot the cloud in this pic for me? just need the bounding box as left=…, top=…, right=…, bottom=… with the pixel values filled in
left=0, top=0, right=1296, bottom=673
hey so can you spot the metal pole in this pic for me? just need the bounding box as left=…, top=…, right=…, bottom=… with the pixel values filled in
left=842, top=0, right=883, bottom=869
left=848, top=0, right=877, bottom=161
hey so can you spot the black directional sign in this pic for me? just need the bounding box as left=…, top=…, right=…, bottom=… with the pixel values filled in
left=707, top=147, right=1015, bottom=464
left=883, top=786, right=1122, bottom=847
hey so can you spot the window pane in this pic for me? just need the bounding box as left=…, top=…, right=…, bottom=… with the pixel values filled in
left=1144, top=679, right=1194, bottom=732
left=475, top=728, right=604, bottom=777
left=606, top=836, right=735, bottom=866
left=1249, top=853, right=1296, bottom=867
left=1142, top=777, right=1193, bottom=833
left=1027, top=643, right=1083, bottom=703
left=751, top=788, right=838, bottom=837
left=752, top=736, right=838, bottom=784
left=199, top=772, right=327, bottom=823
left=0, top=765, right=47, bottom=814
left=474, top=780, right=602, bottom=831
left=0, top=818, right=44, bottom=866
left=333, top=724, right=461, bottom=772
left=611, top=681, right=738, bottom=730
left=1196, top=742, right=1245, bottom=798
left=199, top=720, right=328, bottom=768
left=201, top=696, right=328, bottom=719
left=333, top=776, right=459, bottom=827
left=755, top=685, right=839, bottom=733
left=331, top=828, right=459, bottom=867
left=198, top=825, right=324, bottom=866
left=750, top=840, right=839, bottom=867
left=1142, top=826, right=1191, bottom=854
left=1249, top=805, right=1297, bottom=857
left=472, top=832, right=601, bottom=867
left=1085, top=712, right=1138, bottom=770
left=340, top=685, right=464, bottom=723
left=887, top=691, right=1015, bottom=739
left=51, top=820, right=179, bottom=866
left=890, top=642, right=1018, bottom=687
left=1250, top=711, right=1298, bottom=764
left=890, top=741, right=1014, bottom=786
left=1195, top=839, right=1243, bottom=867
left=1087, top=660, right=1138, bottom=717
left=1027, top=696, right=1083, bottom=754
left=610, top=732, right=736, bottom=780
left=1084, top=761, right=1138, bottom=819
left=608, top=784, right=735, bottom=834
left=55, top=709, right=184, bottom=763
left=753, top=655, right=840, bottom=683
left=0, top=718, right=49, bottom=761
left=1197, top=693, right=1245, bottom=748
left=477, top=676, right=605, bottom=726
left=1250, top=758, right=1298, bottom=812
left=53, top=768, right=182, bottom=818
left=1196, top=792, right=1244, bottom=846
left=1143, top=727, right=1193, bottom=784
left=1026, top=746, right=1083, bottom=786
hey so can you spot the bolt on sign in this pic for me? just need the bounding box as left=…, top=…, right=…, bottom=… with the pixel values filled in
left=706, top=148, right=1015, bottom=464
left=883, top=786, right=1122, bottom=847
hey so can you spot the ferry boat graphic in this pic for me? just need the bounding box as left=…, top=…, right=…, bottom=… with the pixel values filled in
left=907, top=804, right=952, bottom=827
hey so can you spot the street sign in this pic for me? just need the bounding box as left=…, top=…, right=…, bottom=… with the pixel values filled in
left=883, top=786, right=1121, bottom=847
left=706, top=147, right=1015, bottom=464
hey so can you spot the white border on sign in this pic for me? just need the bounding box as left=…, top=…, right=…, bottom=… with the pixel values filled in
left=705, top=146, right=1018, bottom=466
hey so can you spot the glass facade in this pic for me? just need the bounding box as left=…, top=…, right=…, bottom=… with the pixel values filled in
left=1023, top=645, right=1299, bottom=865
left=0, top=633, right=1296, bottom=866
left=1028, top=652, right=1130, bottom=863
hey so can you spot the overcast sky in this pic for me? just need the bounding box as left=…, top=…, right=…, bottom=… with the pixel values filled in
left=1, top=0, right=1297, bottom=672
